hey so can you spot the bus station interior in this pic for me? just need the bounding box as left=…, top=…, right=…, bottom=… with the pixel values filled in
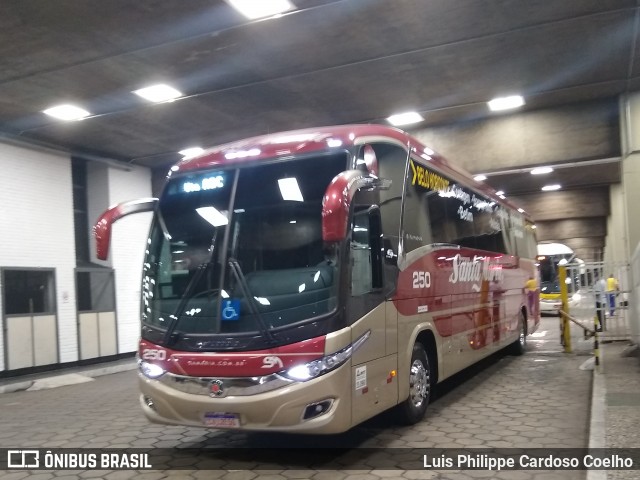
left=1, top=0, right=640, bottom=477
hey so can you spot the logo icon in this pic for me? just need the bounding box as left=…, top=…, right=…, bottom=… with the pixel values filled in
left=221, top=299, right=240, bottom=321
left=209, top=379, right=225, bottom=397
left=7, top=450, right=40, bottom=468
left=262, top=356, right=284, bottom=369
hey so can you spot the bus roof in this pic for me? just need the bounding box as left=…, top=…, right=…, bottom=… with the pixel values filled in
left=176, top=124, right=426, bottom=171
left=173, top=123, right=531, bottom=221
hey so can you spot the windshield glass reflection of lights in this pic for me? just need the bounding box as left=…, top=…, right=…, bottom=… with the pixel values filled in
left=278, top=178, right=304, bottom=201
left=196, top=206, right=229, bottom=226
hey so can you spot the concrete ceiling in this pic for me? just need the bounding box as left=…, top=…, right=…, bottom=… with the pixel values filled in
left=1, top=0, right=638, bottom=260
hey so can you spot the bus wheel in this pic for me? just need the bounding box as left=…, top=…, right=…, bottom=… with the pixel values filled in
left=395, top=342, right=431, bottom=425
left=510, top=312, right=527, bottom=356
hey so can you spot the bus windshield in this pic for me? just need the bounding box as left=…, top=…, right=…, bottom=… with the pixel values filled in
left=142, top=152, right=347, bottom=345
left=540, top=280, right=560, bottom=294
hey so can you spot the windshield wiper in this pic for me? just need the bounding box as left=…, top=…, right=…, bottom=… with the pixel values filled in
left=228, top=258, right=277, bottom=345
left=162, top=230, right=218, bottom=346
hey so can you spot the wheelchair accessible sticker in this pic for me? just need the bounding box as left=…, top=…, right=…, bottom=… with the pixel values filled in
left=221, top=299, right=241, bottom=321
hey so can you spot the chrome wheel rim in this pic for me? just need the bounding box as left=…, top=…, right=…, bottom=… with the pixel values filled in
left=409, top=359, right=429, bottom=408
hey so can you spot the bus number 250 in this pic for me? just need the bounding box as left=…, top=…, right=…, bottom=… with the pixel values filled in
left=141, top=349, right=167, bottom=360
left=412, top=271, right=431, bottom=289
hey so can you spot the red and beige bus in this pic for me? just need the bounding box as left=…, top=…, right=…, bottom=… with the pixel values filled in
left=94, top=124, right=539, bottom=434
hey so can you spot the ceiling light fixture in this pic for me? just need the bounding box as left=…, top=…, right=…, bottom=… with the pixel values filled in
left=487, top=95, right=525, bottom=112
left=43, top=104, right=91, bottom=121
left=179, top=147, right=204, bottom=158
left=227, top=0, right=294, bottom=19
left=517, top=208, right=525, bottom=213
left=134, top=84, right=183, bottom=103
left=474, top=174, right=487, bottom=182
left=531, top=166, right=553, bottom=175
left=541, top=184, right=561, bottom=191
left=495, top=190, right=505, bottom=196
left=387, top=111, right=424, bottom=126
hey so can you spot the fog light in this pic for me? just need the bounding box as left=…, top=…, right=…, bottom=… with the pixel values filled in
left=143, top=395, right=156, bottom=411
left=302, top=399, right=333, bottom=420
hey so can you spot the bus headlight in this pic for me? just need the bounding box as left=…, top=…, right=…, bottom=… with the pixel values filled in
left=281, top=330, right=370, bottom=382
left=139, top=360, right=166, bottom=379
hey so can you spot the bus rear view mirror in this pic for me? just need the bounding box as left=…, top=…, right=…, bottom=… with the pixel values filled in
left=93, top=198, right=158, bottom=260
left=322, top=170, right=378, bottom=243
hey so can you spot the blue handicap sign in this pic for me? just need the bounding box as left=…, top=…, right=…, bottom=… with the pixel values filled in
left=221, top=299, right=241, bottom=321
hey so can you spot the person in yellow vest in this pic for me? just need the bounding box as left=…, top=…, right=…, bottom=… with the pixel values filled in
left=606, top=273, right=619, bottom=316
left=525, top=275, right=537, bottom=316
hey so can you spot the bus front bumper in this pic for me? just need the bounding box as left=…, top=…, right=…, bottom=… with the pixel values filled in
left=138, top=365, right=352, bottom=434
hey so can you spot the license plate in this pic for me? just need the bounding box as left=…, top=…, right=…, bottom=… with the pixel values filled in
left=203, top=412, right=240, bottom=428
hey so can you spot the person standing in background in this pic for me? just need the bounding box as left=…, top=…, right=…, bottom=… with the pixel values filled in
left=606, top=273, right=619, bottom=317
left=525, top=275, right=537, bottom=316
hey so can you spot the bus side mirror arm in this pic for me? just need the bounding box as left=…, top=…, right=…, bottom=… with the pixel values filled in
left=93, top=198, right=158, bottom=260
left=322, top=170, right=378, bottom=243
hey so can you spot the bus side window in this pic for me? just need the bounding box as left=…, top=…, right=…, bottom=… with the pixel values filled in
left=403, top=180, right=435, bottom=252
left=366, top=143, right=406, bottom=260
left=351, top=206, right=383, bottom=296
left=474, top=195, right=507, bottom=254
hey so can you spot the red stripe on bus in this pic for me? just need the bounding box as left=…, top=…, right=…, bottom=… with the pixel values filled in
left=139, top=335, right=326, bottom=377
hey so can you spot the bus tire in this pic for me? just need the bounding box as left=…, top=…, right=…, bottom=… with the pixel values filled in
left=510, top=311, right=527, bottom=356
left=395, top=342, right=431, bottom=425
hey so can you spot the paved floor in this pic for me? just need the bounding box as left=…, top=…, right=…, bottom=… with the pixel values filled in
left=599, top=341, right=640, bottom=480
left=0, top=317, right=596, bottom=479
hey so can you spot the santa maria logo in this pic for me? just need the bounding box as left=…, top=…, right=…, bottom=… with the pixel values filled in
left=448, top=254, right=503, bottom=290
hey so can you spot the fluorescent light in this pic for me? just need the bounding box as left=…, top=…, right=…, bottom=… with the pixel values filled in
left=495, top=190, right=505, bottom=196
left=43, top=104, right=91, bottom=121
left=227, top=0, right=293, bottom=19
left=196, top=207, right=229, bottom=227
left=542, top=184, right=561, bottom=191
left=387, top=111, right=424, bottom=126
left=134, top=84, right=182, bottom=103
left=278, top=177, right=304, bottom=202
left=531, top=166, right=553, bottom=175
left=474, top=174, right=487, bottom=182
left=179, top=147, right=204, bottom=158
left=487, top=95, right=525, bottom=112
left=498, top=194, right=506, bottom=199
left=517, top=208, right=525, bottom=213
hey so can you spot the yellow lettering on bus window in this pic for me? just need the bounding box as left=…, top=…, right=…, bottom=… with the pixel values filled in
left=410, top=159, right=450, bottom=192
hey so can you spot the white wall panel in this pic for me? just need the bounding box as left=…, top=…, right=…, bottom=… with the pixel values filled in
left=6, top=317, right=33, bottom=370
left=33, top=315, right=58, bottom=366
left=0, top=142, right=76, bottom=369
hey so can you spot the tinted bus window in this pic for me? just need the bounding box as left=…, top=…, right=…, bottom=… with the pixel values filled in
left=404, top=157, right=511, bottom=255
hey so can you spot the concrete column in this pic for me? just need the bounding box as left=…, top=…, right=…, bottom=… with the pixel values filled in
left=603, top=184, right=626, bottom=265
left=620, top=93, right=640, bottom=261
left=620, top=93, right=640, bottom=345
